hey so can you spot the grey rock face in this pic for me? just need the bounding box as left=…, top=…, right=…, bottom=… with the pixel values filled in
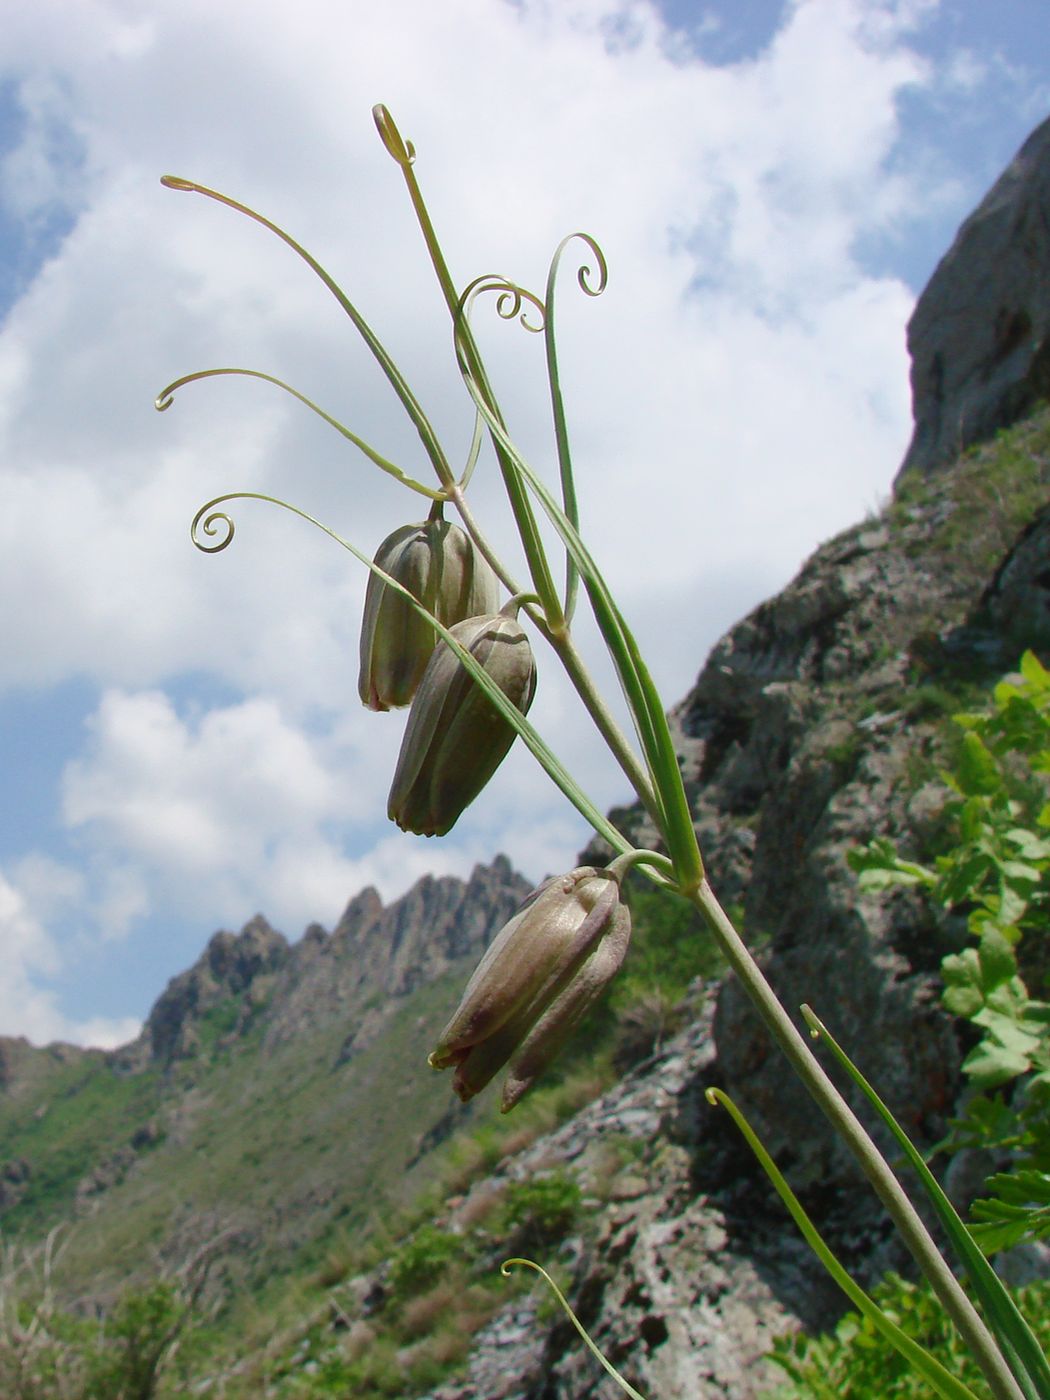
left=141, top=914, right=289, bottom=1064
left=982, top=502, right=1050, bottom=654
left=898, top=115, right=1050, bottom=481
left=263, top=855, right=531, bottom=1055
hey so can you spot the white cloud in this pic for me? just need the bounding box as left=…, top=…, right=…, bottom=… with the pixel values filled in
left=0, top=0, right=1039, bottom=1045
left=56, top=681, right=599, bottom=942
left=63, top=689, right=377, bottom=919
left=0, top=865, right=140, bottom=1048
left=0, top=0, right=934, bottom=715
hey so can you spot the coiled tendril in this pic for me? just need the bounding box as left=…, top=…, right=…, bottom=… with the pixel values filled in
left=190, top=499, right=237, bottom=553
left=457, top=274, right=546, bottom=335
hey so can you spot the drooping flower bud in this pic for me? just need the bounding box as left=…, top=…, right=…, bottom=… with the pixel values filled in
left=429, top=866, right=631, bottom=1110
left=358, top=508, right=500, bottom=712
left=387, top=604, right=536, bottom=837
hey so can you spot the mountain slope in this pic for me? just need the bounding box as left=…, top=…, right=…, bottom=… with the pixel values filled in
left=0, top=856, right=530, bottom=1302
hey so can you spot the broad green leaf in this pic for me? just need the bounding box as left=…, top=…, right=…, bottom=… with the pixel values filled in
left=940, top=850, right=996, bottom=905
left=956, top=732, right=1000, bottom=797
left=1019, top=651, right=1050, bottom=692
left=971, top=1169, right=1050, bottom=1252
left=1004, top=829, right=1050, bottom=859
left=978, top=928, right=1020, bottom=988
left=849, top=839, right=935, bottom=886
left=1000, top=859, right=1043, bottom=885
left=943, top=950, right=985, bottom=1018
left=962, top=1040, right=1035, bottom=1088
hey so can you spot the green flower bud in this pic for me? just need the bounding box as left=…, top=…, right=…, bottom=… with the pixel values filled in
left=428, top=866, right=630, bottom=1110
left=387, top=606, right=536, bottom=837
left=358, top=510, right=499, bottom=712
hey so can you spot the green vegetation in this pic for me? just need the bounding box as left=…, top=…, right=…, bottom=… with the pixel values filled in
left=503, top=1168, right=582, bottom=1248
left=389, top=1224, right=465, bottom=1297
left=0, top=1242, right=205, bottom=1400
left=892, top=405, right=1050, bottom=586
left=221, top=1168, right=587, bottom=1398
left=851, top=649, right=1050, bottom=1249
left=0, top=1056, right=163, bottom=1236
left=768, top=651, right=1050, bottom=1399
left=768, top=1274, right=1050, bottom=1400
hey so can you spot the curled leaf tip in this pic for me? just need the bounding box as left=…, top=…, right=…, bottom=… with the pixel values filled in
left=154, top=394, right=173, bottom=412
left=501, top=1256, right=549, bottom=1284
left=501, top=1258, right=650, bottom=1400
left=800, top=1005, right=824, bottom=1039
left=372, top=104, right=415, bottom=166
left=704, top=1086, right=724, bottom=1107
left=160, top=175, right=196, bottom=191
left=190, top=504, right=235, bottom=554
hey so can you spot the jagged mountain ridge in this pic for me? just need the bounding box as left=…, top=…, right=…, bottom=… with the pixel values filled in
left=112, top=853, right=529, bottom=1069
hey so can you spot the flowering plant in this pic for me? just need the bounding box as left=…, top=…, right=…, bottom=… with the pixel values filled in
left=157, top=107, right=1045, bottom=1400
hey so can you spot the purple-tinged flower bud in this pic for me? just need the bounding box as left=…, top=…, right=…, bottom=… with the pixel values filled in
left=358, top=512, right=499, bottom=712
left=387, top=606, right=536, bottom=837
left=429, top=866, right=630, bottom=1109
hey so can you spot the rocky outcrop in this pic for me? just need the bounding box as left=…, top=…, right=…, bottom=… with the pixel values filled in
left=126, top=856, right=530, bottom=1070
left=139, top=914, right=290, bottom=1065
left=897, top=115, right=1050, bottom=480
left=326, top=996, right=836, bottom=1400
left=262, top=855, right=531, bottom=1055
left=574, top=404, right=1050, bottom=1187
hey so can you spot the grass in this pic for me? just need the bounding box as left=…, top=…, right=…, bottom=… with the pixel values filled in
left=892, top=403, right=1050, bottom=586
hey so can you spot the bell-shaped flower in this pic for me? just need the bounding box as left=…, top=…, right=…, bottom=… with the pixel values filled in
left=429, top=866, right=631, bottom=1110
left=387, top=604, right=536, bottom=837
left=358, top=509, right=499, bottom=711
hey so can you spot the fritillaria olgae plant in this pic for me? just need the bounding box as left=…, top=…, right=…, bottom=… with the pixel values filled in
left=156, top=107, right=1045, bottom=1400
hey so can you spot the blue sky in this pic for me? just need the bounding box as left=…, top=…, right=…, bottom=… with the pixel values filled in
left=0, top=0, right=1048, bottom=1048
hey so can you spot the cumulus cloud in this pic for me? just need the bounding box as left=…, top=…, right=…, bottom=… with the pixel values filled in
left=0, top=864, right=140, bottom=1047
left=0, top=0, right=1040, bottom=1044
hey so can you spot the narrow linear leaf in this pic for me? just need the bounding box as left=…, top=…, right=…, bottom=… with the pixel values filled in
left=706, top=1088, right=987, bottom=1400
left=801, top=1006, right=1050, bottom=1400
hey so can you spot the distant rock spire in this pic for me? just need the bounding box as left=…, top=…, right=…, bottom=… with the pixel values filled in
left=897, top=114, right=1050, bottom=483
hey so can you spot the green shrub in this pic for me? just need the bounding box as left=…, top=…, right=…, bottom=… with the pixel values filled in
left=388, top=1225, right=464, bottom=1298
left=850, top=650, right=1050, bottom=1250
left=767, top=1274, right=1050, bottom=1400
left=503, top=1170, right=581, bottom=1248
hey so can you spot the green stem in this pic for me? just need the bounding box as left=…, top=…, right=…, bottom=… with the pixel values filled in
left=372, top=107, right=563, bottom=628
left=692, top=880, right=1025, bottom=1400
left=446, top=485, right=528, bottom=604
left=547, top=627, right=662, bottom=829
left=452, top=487, right=660, bottom=830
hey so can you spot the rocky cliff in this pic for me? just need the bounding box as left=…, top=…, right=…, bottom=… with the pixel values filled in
left=898, top=115, right=1050, bottom=480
